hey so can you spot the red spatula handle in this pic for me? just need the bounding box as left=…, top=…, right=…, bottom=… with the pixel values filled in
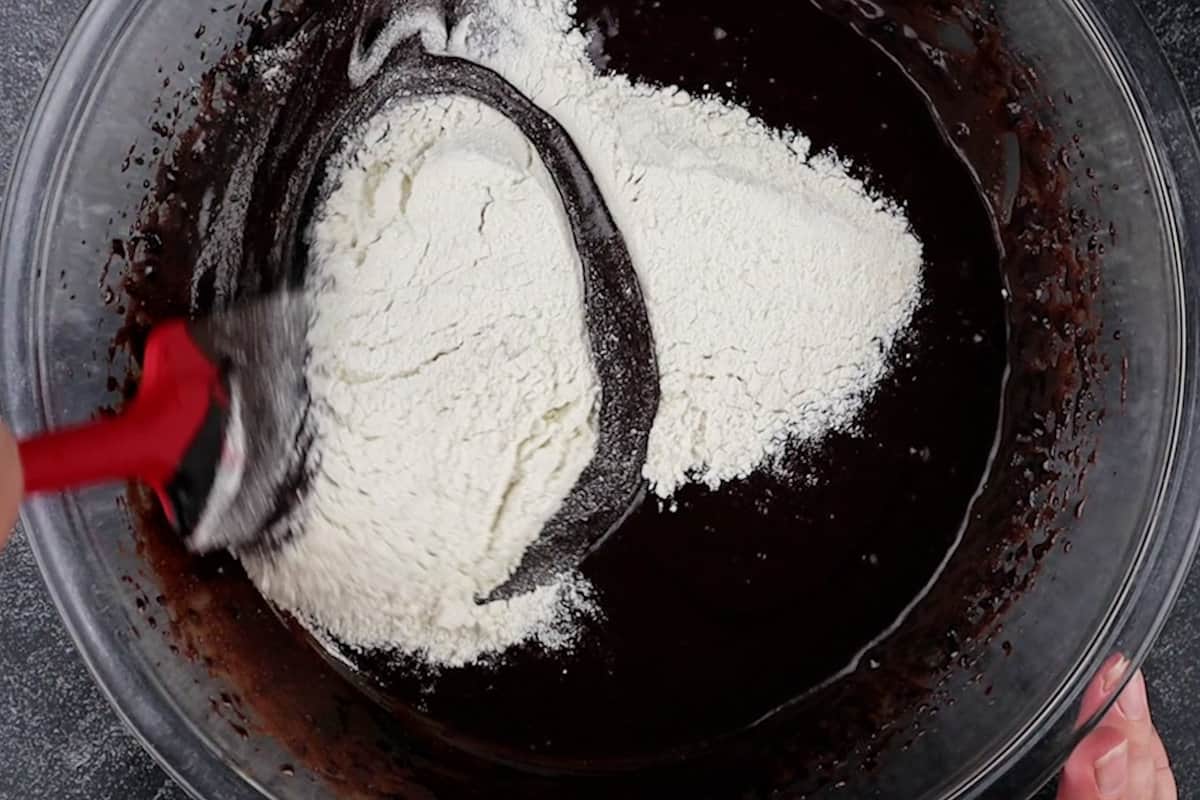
left=19, top=321, right=225, bottom=506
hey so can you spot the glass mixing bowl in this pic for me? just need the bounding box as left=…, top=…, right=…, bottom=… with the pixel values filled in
left=3, top=0, right=1200, bottom=797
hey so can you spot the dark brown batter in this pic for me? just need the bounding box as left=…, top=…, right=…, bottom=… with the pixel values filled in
left=115, top=0, right=1105, bottom=796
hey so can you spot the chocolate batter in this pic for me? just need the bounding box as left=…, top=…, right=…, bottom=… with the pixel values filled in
left=117, top=0, right=1104, bottom=796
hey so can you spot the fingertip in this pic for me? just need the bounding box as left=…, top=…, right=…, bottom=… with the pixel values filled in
left=0, top=423, right=21, bottom=547
left=1113, top=669, right=1150, bottom=723
left=1075, top=654, right=1130, bottom=725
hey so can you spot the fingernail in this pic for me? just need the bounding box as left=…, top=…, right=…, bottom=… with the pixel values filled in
left=1116, top=671, right=1149, bottom=721
left=1094, top=739, right=1129, bottom=799
left=1101, top=655, right=1129, bottom=694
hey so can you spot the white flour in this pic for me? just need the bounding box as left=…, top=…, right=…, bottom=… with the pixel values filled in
left=448, top=0, right=923, bottom=495
left=245, top=97, right=600, bottom=666
left=245, top=0, right=924, bottom=666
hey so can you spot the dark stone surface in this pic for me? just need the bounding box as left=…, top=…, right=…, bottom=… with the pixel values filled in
left=0, top=1, right=1196, bottom=798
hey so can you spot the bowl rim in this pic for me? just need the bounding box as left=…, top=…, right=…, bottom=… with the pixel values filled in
left=2, top=0, right=1199, bottom=799
left=969, top=0, right=1200, bottom=795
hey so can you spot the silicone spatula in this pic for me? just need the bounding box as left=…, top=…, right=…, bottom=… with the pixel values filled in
left=17, top=292, right=312, bottom=555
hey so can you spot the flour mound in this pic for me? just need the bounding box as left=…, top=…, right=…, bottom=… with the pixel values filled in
left=248, top=0, right=924, bottom=667
left=450, top=0, right=924, bottom=496
left=244, top=97, right=599, bottom=667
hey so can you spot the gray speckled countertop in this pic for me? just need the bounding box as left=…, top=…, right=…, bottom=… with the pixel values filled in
left=1, top=2, right=1199, bottom=798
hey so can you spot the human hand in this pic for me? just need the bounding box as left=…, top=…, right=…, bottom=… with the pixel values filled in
left=1057, top=659, right=1176, bottom=799
left=0, top=422, right=20, bottom=549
